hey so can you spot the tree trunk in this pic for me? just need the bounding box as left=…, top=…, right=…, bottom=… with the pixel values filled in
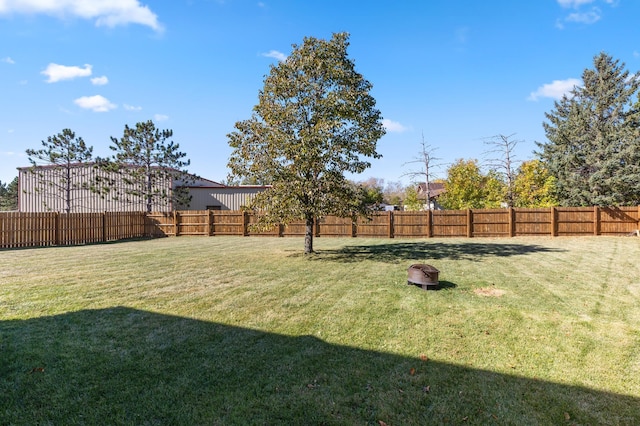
left=304, top=215, right=314, bottom=254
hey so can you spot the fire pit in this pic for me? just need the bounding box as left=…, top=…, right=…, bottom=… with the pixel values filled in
left=407, top=264, right=439, bottom=290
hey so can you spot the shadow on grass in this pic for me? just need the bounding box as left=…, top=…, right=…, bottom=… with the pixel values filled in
left=407, top=280, right=458, bottom=291
left=1, top=307, right=637, bottom=425
left=310, top=241, right=566, bottom=263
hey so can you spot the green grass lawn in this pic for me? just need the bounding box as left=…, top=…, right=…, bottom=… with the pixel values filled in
left=1, top=236, right=640, bottom=425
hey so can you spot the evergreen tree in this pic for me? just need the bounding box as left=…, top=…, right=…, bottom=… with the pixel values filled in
left=227, top=33, right=385, bottom=254
left=25, top=128, right=93, bottom=213
left=0, top=177, right=18, bottom=211
left=99, top=120, right=193, bottom=213
left=537, top=52, right=640, bottom=206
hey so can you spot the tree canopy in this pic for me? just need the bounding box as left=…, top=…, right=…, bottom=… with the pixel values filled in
left=25, top=128, right=94, bottom=213
left=227, top=32, right=385, bottom=253
left=98, top=120, right=193, bottom=213
left=439, top=159, right=505, bottom=210
left=537, top=52, right=640, bottom=206
left=0, top=177, right=18, bottom=211
left=513, top=160, right=557, bottom=207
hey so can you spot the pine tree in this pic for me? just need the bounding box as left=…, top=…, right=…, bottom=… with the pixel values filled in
left=538, top=52, right=640, bottom=206
left=25, top=129, right=93, bottom=213
left=99, top=120, right=193, bottom=213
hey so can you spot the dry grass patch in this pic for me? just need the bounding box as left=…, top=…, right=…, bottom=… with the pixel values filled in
left=474, top=286, right=506, bottom=297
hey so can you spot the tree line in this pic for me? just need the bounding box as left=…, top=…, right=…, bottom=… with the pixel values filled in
left=5, top=33, right=639, bottom=254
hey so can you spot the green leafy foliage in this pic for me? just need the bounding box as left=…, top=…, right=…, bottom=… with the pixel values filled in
left=538, top=52, right=640, bottom=206
left=0, top=177, right=18, bottom=211
left=403, top=186, right=422, bottom=211
left=439, top=159, right=506, bottom=209
left=227, top=33, right=386, bottom=253
left=513, top=160, right=558, bottom=207
left=25, top=128, right=94, bottom=213
left=98, top=120, right=193, bottom=212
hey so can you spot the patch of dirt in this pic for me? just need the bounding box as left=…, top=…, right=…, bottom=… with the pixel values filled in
left=474, top=287, right=506, bottom=297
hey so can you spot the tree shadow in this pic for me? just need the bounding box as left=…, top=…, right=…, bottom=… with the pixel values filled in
left=1, top=307, right=637, bottom=425
left=309, top=241, right=566, bottom=263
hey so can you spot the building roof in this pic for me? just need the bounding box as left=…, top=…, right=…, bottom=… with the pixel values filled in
left=416, top=182, right=446, bottom=199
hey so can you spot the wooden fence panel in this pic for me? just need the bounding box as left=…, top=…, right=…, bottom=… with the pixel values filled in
left=432, top=210, right=467, bottom=237
left=556, top=207, right=594, bottom=236
left=282, top=220, right=307, bottom=237
left=357, top=212, right=391, bottom=238
left=599, top=207, right=638, bottom=235
left=514, top=208, right=552, bottom=236
left=246, top=213, right=280, bottom=237
left=317, top=216, right=353, bottom=237
left=146, top=212, right=174, bottom=237
left=176, top=210, right=208, bottom=236
left=472, top=209, right=510, bottom=237
left=210, top=211, right=244, bottom=236
left=394, top=211, right=429, bottom=238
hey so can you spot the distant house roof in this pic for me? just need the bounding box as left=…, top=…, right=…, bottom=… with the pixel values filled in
left=416, top=182, right=446, bottom=199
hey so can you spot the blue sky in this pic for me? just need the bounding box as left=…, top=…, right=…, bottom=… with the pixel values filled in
left=1, top=0, right=638, bottom=186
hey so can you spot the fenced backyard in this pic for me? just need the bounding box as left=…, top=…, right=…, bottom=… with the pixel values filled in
left=1, top=206, right=639, bottom=249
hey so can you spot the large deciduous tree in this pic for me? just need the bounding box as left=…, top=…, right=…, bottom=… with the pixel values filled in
left=25, top=128, right=93, bottom=213
left=99, top=120, right=193, bottom=213
left=537, top=52, right=640, bottom=206
left=227, top=33, right=386, bottom=254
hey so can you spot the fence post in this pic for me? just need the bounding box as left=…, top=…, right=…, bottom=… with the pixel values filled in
left=509, top=207, right=515, bottom=237
left=54, top=212, right=60, bottom=246
left=314, top=217, right=320, bottom=237
left=278, top=223, right=284, bottom=237
left=174, top=210, right=179, bottom=237
left=466, top=209, right=473, bottom=238
left=351, top=218, right=357, bottom=238
left=594, top=206, right=600, bottom=236
left=388, top=211, right=394, bottom=239
left=102, top=212, right=107, bottom=242
left=426, top=210, right=432, bottom=238
left=243, top=211, right=249, bottom=236
left=206, top=209, right=211, bottom=236
left=551, top=207, right=557, bottom=237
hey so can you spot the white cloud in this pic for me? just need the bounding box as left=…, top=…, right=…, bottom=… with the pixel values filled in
left=2, top=57, right=15, bottom=64
left=261, top=50, right=287, bottom=62
left=528, top=78, right=582, bottom=101
left=557, top=0, right=595, bottom=8
left=42, top=63, right=92, bottom=83
left=74, top=95, right=116, bottom=112
left=382, top=119, right=409, bottom=133
left=91, top=75, right=108, bottom=85
left=0, top=0, right=163, bottom=32
left=566, top=9, right=601, bottom=24
left=124, top=104, right=142, bottom=111
left=154, top=114, right=169, bottom=122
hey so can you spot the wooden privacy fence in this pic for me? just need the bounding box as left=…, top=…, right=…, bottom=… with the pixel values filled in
left=2, top=206, right=640, bottom=249
left=147, top=206, right=640, bottom=238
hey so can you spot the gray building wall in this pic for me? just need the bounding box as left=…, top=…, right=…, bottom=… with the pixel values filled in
left=18, top=164, right=260, bottom=212
left=188, top=186, right=269, bottom=210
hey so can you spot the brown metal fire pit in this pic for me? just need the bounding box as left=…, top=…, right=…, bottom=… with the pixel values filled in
left=407, top=264, right=439, bottom=290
